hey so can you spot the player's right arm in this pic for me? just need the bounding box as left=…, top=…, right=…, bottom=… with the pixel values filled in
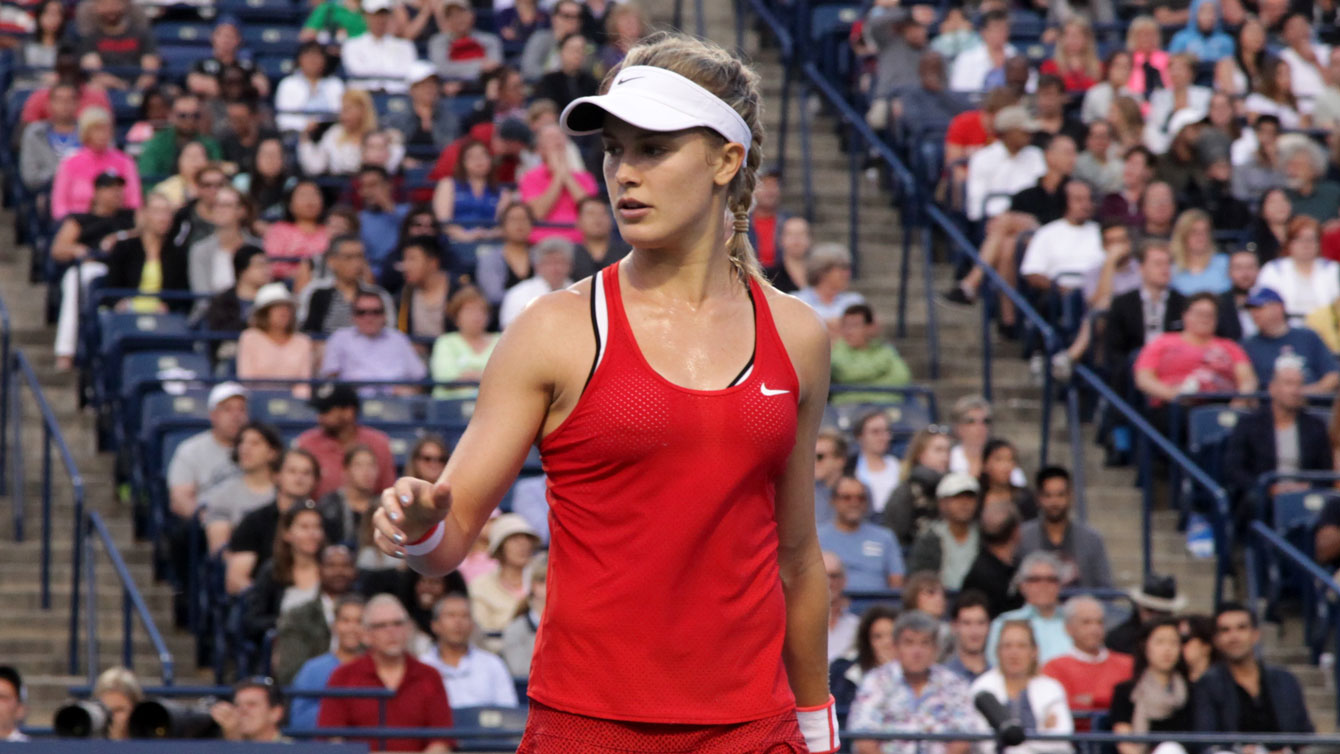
left=372, top=284, right=592, bottom=576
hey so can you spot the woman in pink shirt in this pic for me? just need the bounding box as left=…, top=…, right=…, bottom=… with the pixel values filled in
left=237, top=282, right=315, bottom=397
left=50, top=106, right=141, bottom=221
left=1133, top=291, right=1257, bottom=411
left=262, top=180, right=330, bottom=285
left=518, top=124, right=596, bottom=243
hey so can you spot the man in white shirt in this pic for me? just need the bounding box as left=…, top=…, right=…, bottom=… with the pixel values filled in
left=340, top=0, right=418, bottom=93
left=950, top=10, right=1015, bottom=93
left=0, top=667, right=28, bottom=742
left=963, top=105, right=1046, bottom=223
left=500, top=237, right=575, bottom=328
left=419, top=593, right=519, bottom=708
left=1020, top=180, right=1105, bottom=292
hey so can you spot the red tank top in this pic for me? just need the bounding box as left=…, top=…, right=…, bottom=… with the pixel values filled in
left=528, top=263, right=800, bottom=724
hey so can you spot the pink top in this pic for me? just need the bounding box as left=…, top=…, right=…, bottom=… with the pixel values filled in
left=263, top=223, right=331, bottom=279
left=50, top=147, right=142, bottom=220
left=20, top=85, right=112, bottom=125
left=1126, top=50, right=1170, bottom=107
left=237, top=329, right=314, bottom=389
left=518, top=164, right=597, bottom=243
left=1132, top=332, right=1248, bottom=404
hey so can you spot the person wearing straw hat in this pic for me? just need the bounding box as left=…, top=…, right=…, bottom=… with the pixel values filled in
left=238, top=281, right=315, bottom=396
left=374, top=31, right=839, bottom=753
left=1105, top=573, right=1188, bottom=654
left=466, top=513, right=540, bottom=652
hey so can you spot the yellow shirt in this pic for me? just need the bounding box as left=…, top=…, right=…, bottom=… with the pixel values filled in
left=1304, top=302, right=1340, bottom=354
left=129, top=259, right=163, bottom=313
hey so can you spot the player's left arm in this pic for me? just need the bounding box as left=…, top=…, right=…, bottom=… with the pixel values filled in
left=769, top=291, right=834, bottom=708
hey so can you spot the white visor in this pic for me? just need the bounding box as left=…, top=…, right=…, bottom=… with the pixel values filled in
left=559, top=65, right=751, bottom=156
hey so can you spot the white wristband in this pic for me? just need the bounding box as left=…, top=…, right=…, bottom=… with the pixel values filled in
left=796, top=695, right=840, bottom=754
left=402, top=522, right=445, bottom=556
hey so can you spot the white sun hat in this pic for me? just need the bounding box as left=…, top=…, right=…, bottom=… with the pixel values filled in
left=559, top=65, right=752, bottom=156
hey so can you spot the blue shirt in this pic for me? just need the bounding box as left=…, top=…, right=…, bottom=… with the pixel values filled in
left=1244, top=327, right=1339, bottom=386
left=358, top=203, right=410, bottom=271
left=985, top=604, right=1073, bottom=667
left=1172, top=253, right=1231, bottom=296
left=817, top=521, right=904, bottom=592
left=289, top=652, right=343, bottom=730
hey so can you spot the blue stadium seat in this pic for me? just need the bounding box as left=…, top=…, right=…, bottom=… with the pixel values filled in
left=372, top=93, right=411, bottom=119
left=119, top=352, right=212, bottom=400
left=243, top=25, right=303, bottom=55
left=251, top=390, right=318, bottom=425
left=446, top=94, right=483, bottom=120
left=386, top=429, right=423, bottom=469
left=106, top=89, right=144, bottom=122
left=449, top=706, right=528, bottom=752
left=1186, top=405, right=1245, bottom=483
left=159, top=45, right=209, bottom=76
left=428, top=397, right=477, bottom=425
left=361, top=395, right=428, bottom=423
left=255, top=55, right=295, bottom=80
left=217, top=0, right=301, bottom=22
left=1271, top=490, right=1332, bottom=534
left=155, top=21, right=214, bottom=45
left=138, top=390, right=211, bottom=447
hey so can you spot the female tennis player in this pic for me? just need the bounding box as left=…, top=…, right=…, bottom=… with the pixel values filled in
left=373, top=32, right=839, bottom=753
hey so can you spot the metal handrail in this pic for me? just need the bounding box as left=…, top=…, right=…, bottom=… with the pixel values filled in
left=1071, top=363, right=1233, bottom=605
left=79, top=511, right=175, bottom=685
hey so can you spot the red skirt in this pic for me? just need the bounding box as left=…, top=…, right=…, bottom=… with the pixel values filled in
left=516, top=700, right=807, bottom=753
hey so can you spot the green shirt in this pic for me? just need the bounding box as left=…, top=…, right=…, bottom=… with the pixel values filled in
left=302, top=2, right=368, bottom=40
left=830, top=340, right=912, bottom=405
left=137, top=129, right=224, bottom=188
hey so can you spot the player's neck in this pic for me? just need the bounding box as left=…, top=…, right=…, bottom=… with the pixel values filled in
left=624, top=233, right=735, bottom=307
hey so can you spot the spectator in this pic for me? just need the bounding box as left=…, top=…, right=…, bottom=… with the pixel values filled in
left=318, top=594, right=454, bottom=752
left=355, top=165, right=409, bottom=273
left=1041, top=596, right=1134, bottom=729
left=201, top=421, right=282, bottom=553
left=151, top=141, right=210, bottom=210
left=403, top=435, right=450, bottom=484
left=534, top=33, right=600, bottom=111
left=798, top=243, right=867, bottom=329
left=15, top=0, right=66, bottom=85
left=499, top=237, right=574, bottom=329
left=1225, top=356, right=1333, bottom=521
left=963, top=106, right=1047, bottom=224
left=501, top=554, right=547, bottom=678
left=1019, top=466, right=1113, bottom=589
left=390, top=239, right=450, bottom=339
left=0, top=667, right=24, bottom=742
left=887, top=428, right=953, bottom=549
left=1105, top=241, right=1186, bottom=387
left=243, top=501, right=326, bottom=643
left=275, top=41, right=346, bottom=134
left=765, top=216, right=811, bottom=294
left=187, top=186, right=261, bottom=296
left=475, top=202, right=535, bottom=308
left=1168, top=0, right=1235, bottom=61
left=77, top=0, right=159, bottom=91
left=1179, top=614, right=1215, bottom=682
left=818, top=475, right=905, bottom=591
left=814, top=428, right=848, bottom=527
left=137, top=95, right=222, bottom=187
left=891, top=52, right=970, bottom=136
left=1280, top=135, right=1340, bottom=223
left=861, top=0, right=930, bottom=110
left=200, top=247, right=272, bottom=345
left=961, top=499, right=1024, bottom=618
left=948, top=396, right=1016, bottom=483
left=1075, top=121, right=1123, bottom=196
left=823, top=551, right=860, bottom=663
left=91, top=666, right=140, bottom=740
left=299, top=0, right=366, bottom=44
left=1041, top=18, right=1101, bottom=93
left=1258, top=216, right=1340, bottom=324
left=978, top=439, right=1038, bottom=522
left=570, top=197, right=628, bottom=279
left=950, top=10, right=1014, bottom=93
left=209, top=679, right=287, bottom=743
left=946, top=590, right=992, bottom=682
left=1192, top=603, right=1313, bottom=739
left=102, top=192, right=190, bottom=314
left=926, top=6, right=977, bottom=64
left=299, top=90, right=379, bottom=176
left=274, top=545, right=359, bottom=685
left=318, top=445, right=379, bottom=546
left=164, top=164, right=228, bottom=261
left=1168, top=209, right=1228, bottom=295
left=985, top=552, right=1073, bottom=665
left=853, top=412, right=902, bottom=520
left=237, top=138, right=295, bottom=228
left=520, top=0, right=586, bottom=81
left=945, top=89, right=1017, bottom=187
left=1133, top=292, right=1256, bottom=416
left=186, top=17, right=268, bottom=100
left=1243, top=288, right=1340, bottom=391
left=381, top=63, right=455, bottom=154
left=238, top=283, right=315, bottom=392
left=50, top=107, right=141, bottom=221
left=19, top=81, right=79, bottom=195
left=1279, top=14, right=1328, bottom=105
left=1125, top=16, right=1171, bottom=98
left=19, top=48, right=114, bottom=126
left=747, top=168, right=785, bottom=268
left=340, top=0, right=417, bottom=93
left=1032, top=75, right=1083, bottom=145
left=1146, top=59, right=1211, bottom=155
left=428, top=0, right=503, bottom=86
left=597, top=1, right=647, bottom=72
left=1106, top=573, right=1188, bottom=655
left=849, top=611, right=981, bottom=754
left=300, top=236, right=396, bottom=336
left=1231, top=116, right=1286, bottom=204
left=264, top=180, right=330, bottom=283
left=908, top=472, right=981, bottom=590
left=1082, top=51, right=1135, bottom=125
left=496, top=0, right=547, bottom=58
left=225, top=449, right=322, bottom=594
left=1313, top=48, right=1340, bottom=129
left=1098, top=145, right=1154, bottom=227
left=1246, top=58, right=1307, bottom=129
left=296, top=383, right=396, bottom=499
left=433, top=140, right=509, bottom=241
left=830, top=303, right=912, bottom=405
left=167, top=382, right=247, bottom=520
left=1020, top=180, right=1105, bottom=294
left=519, top=124, right=596, bottom=243
left=419, top=593, right=519, bottom=707
left=831, top=605, right=899, bottom=710
left=1109, top=618, right=1194, bottom=754
left=470, top=513, right=540, bottom=646
left=429, top=286, right=497, bottom=398
left=1218, top=248, right=1261, bottom=341
left=971, top=620, right=1075, bottom=754
left=217, top=99, right=278, bottom=175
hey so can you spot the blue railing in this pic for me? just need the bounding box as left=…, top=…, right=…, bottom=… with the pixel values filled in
left=0, top=293, right=10, bottom=496
left=77, top=511, right=175, bottom=685
left=7, top=350, right=84, bottom=612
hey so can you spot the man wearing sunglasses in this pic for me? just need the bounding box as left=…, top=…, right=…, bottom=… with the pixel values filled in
left=320, top=290, right=427, bottom=396
left=137, top=94, right=224, bottom=184
left=984, top=551, right=1074, bottom=666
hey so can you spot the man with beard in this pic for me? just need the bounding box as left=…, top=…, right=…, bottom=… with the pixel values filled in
left=1193, top=602, right=1312, bottom=738
left=1017, top=466, right=1112, bottom=588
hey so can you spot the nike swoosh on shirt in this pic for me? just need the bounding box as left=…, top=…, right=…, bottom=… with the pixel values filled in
left=760, top=384, right=790, bottom=396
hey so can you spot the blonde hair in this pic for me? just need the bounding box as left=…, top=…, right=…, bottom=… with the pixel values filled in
left=340, top=89, right=378, bottom=141
left=77, top=106, right=112, bottom=141
left=607, top=32, right=766, bottom=282
left=1125, top=15, right=1160, bottom=52
left=93, top=667, right=143, bottom=704
left=1169, top=208, right=1213, bottom=268
left=1054, top=18, right=1100, bottom=81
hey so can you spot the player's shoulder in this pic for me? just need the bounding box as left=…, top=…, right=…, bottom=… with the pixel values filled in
left=762, top=283, right=829, bottom=352
left=506, top=277, right=594, bottom=335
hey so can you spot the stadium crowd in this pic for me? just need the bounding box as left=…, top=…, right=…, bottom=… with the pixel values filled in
left=0, top=0, right=1335, bottom=744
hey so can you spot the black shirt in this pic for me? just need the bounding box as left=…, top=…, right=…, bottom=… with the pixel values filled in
left=69, top=209, right=136, bottom=251
left=1235, top=666, right=1281, bottom=733
left=1109, top=677, right=1194, bottom=734
left=229, top=500, right=341, bottom=577
left=960, top=549, right=1021, bottom=618
left=1009, top=178, right=1069, bottom=225
left=766, top=262, right=801, bottom=294
left=570, top=239, right=630, bottom=281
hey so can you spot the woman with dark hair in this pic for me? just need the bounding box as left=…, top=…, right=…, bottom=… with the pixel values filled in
left=978, top=438, right=1038, bottom=521
left=124, top=86, right=172, bottom=157
left=433, top=139, right=512, bottom=242
left=1108, top=617, right=1193, bottom=754
left=201, top=420, right=284, bottom=553
left=1247, top=187, right=1292, bottom=265
left=475, top=201, right=535, bottom=306
left=829, top=604, right=898, bottom=710
left=263, top=179, right=329, bottom=283
left=901, top=570, right=953, bottom=655
left=1082, top=49, right=1135, bottom=125
left=243, top=501, right=326, bottom=642
left=15, top=0, right=67, bottom=86
left=378, top=205, right=442, bottom=295
left=1233, top=18, right=1268, bottom=94
left=405, top=435, right=450, bottom=484
left=237, top=137, right=296, bottom=228
left=1245, top=57, right=1306, bottom=129
left=1259, top=215, right=1340, bottom=323
left=852, top=410, right=902, bottom=524
left=319, top=444, right=379, bottom=549
left=1177, top=614, right=1215, bottom=682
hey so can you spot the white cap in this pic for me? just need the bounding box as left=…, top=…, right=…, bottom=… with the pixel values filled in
left=936, top=472, right=980, bottom=499
left=362, top=0, right=392, bottom=13
left=560, top=65, right=752, bottom=156
left=253, top=282, right=294, bottom=313
left=208, top=381, right=248, bottom=411
left=1166, top=107, right=1205, bottom=140
left=406, top=60, right=438, bottom=87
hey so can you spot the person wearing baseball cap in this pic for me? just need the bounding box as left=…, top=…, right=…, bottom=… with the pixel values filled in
left=340, top=0, right=418, bottom=94
left=164, top=382, right=249, bottom=523
left=907, top=471, right=982, bottom=590
left=385, top=61, right=460, bottom=150
left=1242, top=286, right=1340, bottom=391
left=295, top=383, right=396, bottom=499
